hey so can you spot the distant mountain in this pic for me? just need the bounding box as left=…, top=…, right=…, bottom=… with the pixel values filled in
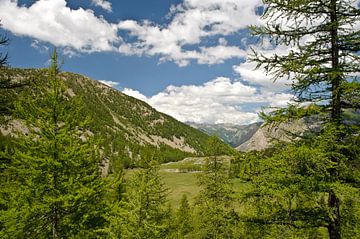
left=0, top=68, right=215, bottom=172
left=236, top=110, right=360, bottom=152
left=236, top=117, right=322, bottom=152
left=189, top=122, right=262, bottom=148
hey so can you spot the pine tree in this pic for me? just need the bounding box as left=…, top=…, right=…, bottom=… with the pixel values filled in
left=116, top=159, right=170, bottom=239
left=195, top=136, right=237, bottom=238
left=244, top=0, right=360, bottom=238
left=174, top=194, right=193, bottom=238
left=0, top=49, right=108, bottom=238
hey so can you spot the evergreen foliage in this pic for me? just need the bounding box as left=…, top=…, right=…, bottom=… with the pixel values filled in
left=173, top=194, right=193, bottom=238
left=240, top=0, right=360, bottom=238
left=112, top=159, right=170, bottom=239
left=195, top=136, right=238, bottom=238
left=0, top=49, right=108, bottom=238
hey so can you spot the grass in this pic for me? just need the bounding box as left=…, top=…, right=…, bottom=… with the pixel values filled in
left=160, top=171, right=200, bottom=207
left=125, top=156, right=240, bottom=208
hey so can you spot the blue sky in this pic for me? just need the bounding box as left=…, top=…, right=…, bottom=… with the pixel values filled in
left=0, top=0, right=297, bottom=125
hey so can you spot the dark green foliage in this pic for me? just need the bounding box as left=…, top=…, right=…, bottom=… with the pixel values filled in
left=243, top=1, right=360, bottom=238
left=238, top=124, right=360, bottom=237
left=0, top=50, right=108, bottom=238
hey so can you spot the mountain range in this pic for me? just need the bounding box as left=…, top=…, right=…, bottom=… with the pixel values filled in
left=189, top=122, right=262, bottom=148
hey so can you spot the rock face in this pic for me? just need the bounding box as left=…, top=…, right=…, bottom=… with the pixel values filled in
left=236, top=117, right=322, bottom=152
left=189, top=122, right=262, bottom=148
left=1, top=68, right=213, bottom=167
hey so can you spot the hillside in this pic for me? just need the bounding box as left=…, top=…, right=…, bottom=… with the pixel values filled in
left=189, top=122, right=261, bottom=148
left=0, top=68, right=213, bottom=171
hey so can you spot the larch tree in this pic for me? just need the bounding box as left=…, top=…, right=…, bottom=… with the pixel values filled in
left=0, top=49, right=108, bottom=238
left=116, top=159, right=170, bottom=239
left=195, top=136, right=238, bottom=238
left=174, top=194, right=193, bottom=238
left=244, top=0, right=360, bottom=238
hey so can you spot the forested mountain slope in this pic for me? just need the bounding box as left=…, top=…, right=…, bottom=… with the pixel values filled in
left=0, top=68, right=212, bottom=170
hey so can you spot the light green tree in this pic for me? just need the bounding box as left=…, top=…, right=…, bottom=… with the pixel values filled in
left=195, top=136, right=238, bottom=238
left=173, top=194, right=193, bottom=238
left=116, top=159, right=170, bottom=239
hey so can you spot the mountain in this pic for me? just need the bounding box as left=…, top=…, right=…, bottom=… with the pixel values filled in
left=0, top=68, right=214, bottom=172
left=189, top=122, right=262, bottom=148
left=236, top=117, right=322, bottom=152
left=236, top=109, right=360, bottom=152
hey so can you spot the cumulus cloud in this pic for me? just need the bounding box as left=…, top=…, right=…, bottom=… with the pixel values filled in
left=117, top=0, right=262, bottom=66
left=91, top=0, right=112, bottom=12
left=0, top=0, right=119, bottom=52
left=99, top=80, right=119, bottom=88
left=0, top=0, right=263, bottom=66
left=233, top=60, right=290, bottom=92
left=122, top=88, right=148, bottom=102
left=122, top=77, right=294, bottom=125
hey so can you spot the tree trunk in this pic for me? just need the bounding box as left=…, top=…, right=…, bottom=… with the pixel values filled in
left=328, top=1, right=342, bottom=238
left=52, top=202, right=59, bottom=239
left=330, top=0, right=341, bottom=123
left=328, top=190, right=341, bottom=239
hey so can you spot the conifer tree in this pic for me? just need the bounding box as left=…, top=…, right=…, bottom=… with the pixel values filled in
left=244, top=1, right=360, bottom=238
left=117, top=159, right=170, bottom=239
left=195, top=136, right=237, bottom=238
left=174, top=194, right=193, bottom=238
left=0, top=49, right=108, bottom=238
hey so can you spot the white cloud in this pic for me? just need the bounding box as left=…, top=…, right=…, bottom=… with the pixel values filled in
left=91, top=0, right=112, bottom=12
left=99, top=80, right=119, bottom=88
left=0, top=0, right=119, bottom=52
left=122, top=88, right=148, bottom=102
left=0, top=0, right=263, bottom=66
left=122, top=77, right=294, bottom=125
left=30, top=40, right=49, bottom=53
left=117, top=0, right=262, bottom=66
left=233, top=60, right=290, bottom=92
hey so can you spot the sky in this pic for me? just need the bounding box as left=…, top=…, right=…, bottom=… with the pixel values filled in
left=0, top=0, right=298, bottom=125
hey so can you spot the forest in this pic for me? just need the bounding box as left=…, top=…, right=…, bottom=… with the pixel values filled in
left=1, top=0, right=360, bottom=238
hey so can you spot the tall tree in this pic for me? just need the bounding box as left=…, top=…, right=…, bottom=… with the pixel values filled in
left=246, top=0, right=360, bottom=238
left=195, top=136, right=238, bottom=238
left=115, top=159, right=170, bottom=239
left=0, top=49, right=108, bottom=238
